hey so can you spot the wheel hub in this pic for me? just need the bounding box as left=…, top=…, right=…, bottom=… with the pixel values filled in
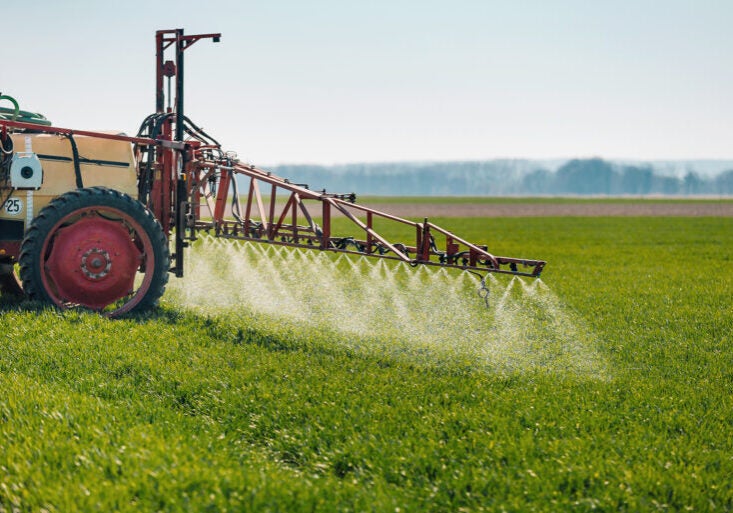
left=81, top=248, right=112, bottom=279
left=44, top=214, right=143, bottom=309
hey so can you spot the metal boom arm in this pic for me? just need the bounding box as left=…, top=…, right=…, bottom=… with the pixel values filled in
left=183, top=148, right=546, bottom=278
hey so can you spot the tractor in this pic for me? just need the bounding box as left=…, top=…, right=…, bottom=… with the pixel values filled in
left=0, top=29, right=545, bottom=317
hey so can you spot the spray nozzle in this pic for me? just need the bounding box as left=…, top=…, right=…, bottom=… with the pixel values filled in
left=472, top=273, right=490, bottom=309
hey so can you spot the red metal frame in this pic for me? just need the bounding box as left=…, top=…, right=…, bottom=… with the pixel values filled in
left=186, top=152, right=546, bottom=277
left=0, top=119, right=182, bottom=148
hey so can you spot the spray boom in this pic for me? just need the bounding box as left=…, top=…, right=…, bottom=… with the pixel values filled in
left=152, top=145, right=546, bottom=280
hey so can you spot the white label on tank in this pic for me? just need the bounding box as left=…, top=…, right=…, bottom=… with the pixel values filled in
left=26, top=191, right=33, bottom=226
left=3, top=197, right=23, bottom=216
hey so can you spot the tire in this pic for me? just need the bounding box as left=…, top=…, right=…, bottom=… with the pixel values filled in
left=0, top=262, right=23, bottom=297
left=19, top=187, right=170, bottom=317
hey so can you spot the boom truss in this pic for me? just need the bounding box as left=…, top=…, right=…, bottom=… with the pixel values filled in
left=181, top=147, right=546, bottom=278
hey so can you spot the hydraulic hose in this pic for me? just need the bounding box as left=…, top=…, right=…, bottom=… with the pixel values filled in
left=0, top=94, right=19, bottom=120
left=0, top=94, right=52, bottom=126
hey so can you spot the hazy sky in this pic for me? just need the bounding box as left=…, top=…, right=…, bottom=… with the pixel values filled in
left=3, top=1, right=731, bottom=164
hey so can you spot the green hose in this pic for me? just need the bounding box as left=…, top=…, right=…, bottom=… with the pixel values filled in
left=0, top=94, right=19, bottom=120
left=0, top=94, right=52, bottom=126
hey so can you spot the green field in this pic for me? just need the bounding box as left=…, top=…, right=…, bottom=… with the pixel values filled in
left=1, top=213, right=732, bottom=511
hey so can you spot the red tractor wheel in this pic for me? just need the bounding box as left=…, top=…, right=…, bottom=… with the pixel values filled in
left=19, top=187, right=169, bottom=317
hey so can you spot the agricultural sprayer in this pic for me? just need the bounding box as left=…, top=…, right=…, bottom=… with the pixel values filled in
left=0, top=29, right=545, bottom=317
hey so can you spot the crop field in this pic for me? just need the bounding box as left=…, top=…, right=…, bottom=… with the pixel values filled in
left=1, top=202, right=732, bottom=511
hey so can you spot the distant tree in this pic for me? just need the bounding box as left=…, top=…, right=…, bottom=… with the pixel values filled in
left=621, top=165, right=654, bottom=195
left=521, top=169, right=553, bottom=194
left=652, top=175, right=681, bottom=195
left=554, top=158, right=617, bottom=194
left=715, top=169, right=733, bottom=195
left=683, top=171, right=703, bottom=195
left=270, top=159, right=730, bottom=197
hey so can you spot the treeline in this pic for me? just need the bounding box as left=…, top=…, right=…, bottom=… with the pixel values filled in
left=272, top=158, right=733, bottom=196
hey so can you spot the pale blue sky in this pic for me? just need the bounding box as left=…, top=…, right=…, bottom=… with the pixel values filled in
left=3, top=1, right=731, bottom=164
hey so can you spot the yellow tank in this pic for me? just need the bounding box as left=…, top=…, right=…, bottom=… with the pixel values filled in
left=1, top=132, right=138, bottom=227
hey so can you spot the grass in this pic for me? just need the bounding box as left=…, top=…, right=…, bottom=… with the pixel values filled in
left=1, top=213, right=732, bottom=511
